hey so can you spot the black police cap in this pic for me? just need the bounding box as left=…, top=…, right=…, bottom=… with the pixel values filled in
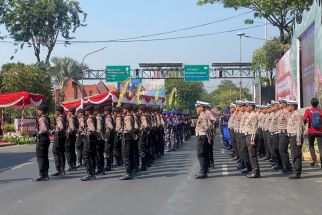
left=83, top=105, right=94, bottom=111
left=38, top=104, right=48, bottom=112
left=68, top=107, right=76, bottom=112
left=104, top=106, right=112, bottom=112
left=56, top=106, right=64, bottom=112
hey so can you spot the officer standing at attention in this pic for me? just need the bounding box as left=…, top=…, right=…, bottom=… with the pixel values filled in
left=239, top=102, right=252, bottom=174
left=195, top=101, right=211, bottom=179
left=277, top=99, right=292, bottom=174
left=103, top=106, right=114, bottom=172
left=34, top=104, right=51, bottom=182
left=76, top=108, right=85, bottom=168
left=244, top=101, right=260, bottom=178
left=138, top=105, right=149, bottom=171
left=120, top=104, right=134, bottom=180
left=268, top=101, right=283, bottom=170
left=113, top=107, right=124, bottom=167
left=287, top=100, right=303, bottom=179
left=94, top=105, right=105, bottom=176
left=81, top=105, right=97, bottom=181
left=51, top=106, right=67, bottom=176
left=66, top=107, right=78, bottom=172
left=263, top=104, right=274, bottom=162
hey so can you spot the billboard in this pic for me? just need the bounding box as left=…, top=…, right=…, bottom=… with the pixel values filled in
left=300, top=24, right=316, bottom=107
left=275, top=50, right=297, bottom=100
left=142, top=79, right=165, bottom=97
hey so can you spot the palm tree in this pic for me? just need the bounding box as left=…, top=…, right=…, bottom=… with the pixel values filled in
left=49, top=57, right=88, bottom=102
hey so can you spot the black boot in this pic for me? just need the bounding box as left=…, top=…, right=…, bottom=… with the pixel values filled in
left=95, top=169, right=106, bottom=176
left=120, top=173, right=133, bottom=180
left=51, top=169, right=62, bottom=176
left=195, top=171, right=208, bottom=179
left=80, top=172, right=95, bottom=181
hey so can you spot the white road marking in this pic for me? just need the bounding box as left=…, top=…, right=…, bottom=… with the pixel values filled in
left=221, top=149, right=225, bottom=154
left=11, top=162, right=35, bottom=170
left=222, top=164, right=228, bottom=176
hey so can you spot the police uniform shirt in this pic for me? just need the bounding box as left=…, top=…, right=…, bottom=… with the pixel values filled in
left=268, top=110, right=281, bottom=133
left=78, top=115, right=85, bottom=130
left=277, top=109, right=289, bottom=131
left=133, top=114, right=140, bottom=131
left=287, top=110, right=303, bottom=142
left=96, top=114, right=104, bottom=133
left=140, top=114, right=148, bottom=130
left=195, top=112, right=210, bottom=136
left=228, top=114, right=235, bottom=129
left=38, top=115, right=50, bottom=135
left=123, top=113, right=133, bottom=134
left=240, top=112, right=249, bottom=133
left=55, top=115, right=65, bottom=132
left=67, top=115, right=77, bottom=133
left=105, top=114, right=114, bottom=131
left=159, top=114, right=165, bottom=127
left=235, top=112, right=243, bottom=132
left=86, top=115, right=96, bottom=134
left=243, top=111, right=258, bottom=141
left=115, top=114, right=123, bottom=134
left=257, top=112, right=265, bottom=129
left=264, top=112, right=274, bottom=131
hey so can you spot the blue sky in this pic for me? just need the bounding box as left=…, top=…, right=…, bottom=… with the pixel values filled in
left=0, top=0, right=278, bottom=91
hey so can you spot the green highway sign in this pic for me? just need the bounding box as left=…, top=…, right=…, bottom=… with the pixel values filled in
left=106, top=66, right=131, bottom=82
left=184, top=65, right=210, bottom=82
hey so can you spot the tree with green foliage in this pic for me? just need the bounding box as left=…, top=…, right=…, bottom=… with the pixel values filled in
left=252, top=38, right=290, bottom=86
left=207, top=80, right=252, bottom=109
left=197, top=0, right=313, bottom=44
left=0, top=63, right=52, bottom=107
left=0, top=0, right=87, bottom=63
left=165, top=79, right=204, bottom=112
left=48, top=57, right=87, bottom=102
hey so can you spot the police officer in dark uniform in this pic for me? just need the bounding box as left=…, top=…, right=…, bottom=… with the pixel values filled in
left=65, top=107, right=78, bottom=171
left=34, top=104, right=51, bottom=182
left=51, top=106, right=67, bottom=176
left=131, top=104, right=140, bottom=173
left=104, top=105, right=114, bottom=172
left=120, top=103, right=135, bottom=180
left=81, top=105, right=97, bottom=181
left=76, top=108, right=85, bottom=168
left=94, top=105, right=105, bottom=175
left=113, top=106, right=124, bottom=167
left=138, top=104, right=149, bottom=171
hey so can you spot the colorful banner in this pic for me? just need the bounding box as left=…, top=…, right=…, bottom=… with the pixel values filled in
left=275, top=50, right=297, bottom=100
left=142, top=79, right=165, bottom=97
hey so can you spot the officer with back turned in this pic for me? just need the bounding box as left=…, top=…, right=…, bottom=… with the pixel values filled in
left=76, top=108, right=85, bottom=168
left=33, top=104, right=51, bottom=182
left=94, top=105, right=105, bottom=176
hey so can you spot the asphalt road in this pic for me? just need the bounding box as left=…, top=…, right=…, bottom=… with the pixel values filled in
left=1, top=137, right=322, bottom=215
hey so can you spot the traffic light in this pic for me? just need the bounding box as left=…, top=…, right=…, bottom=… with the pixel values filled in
left=135, top=69, right=140, bottom=79
left=219, top=66, right=223, bottom=78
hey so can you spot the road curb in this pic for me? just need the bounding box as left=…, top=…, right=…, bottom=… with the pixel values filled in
left=0, top=143, right=16, bottom=147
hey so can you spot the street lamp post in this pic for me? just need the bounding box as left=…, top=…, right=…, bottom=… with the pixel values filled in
left=237, top=32, right=245, bottom=100
left=80, top=47, right=107, bottom=95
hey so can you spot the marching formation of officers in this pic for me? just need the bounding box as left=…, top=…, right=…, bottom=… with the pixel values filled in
left=227, top=98, right=302, bottom=179
left=33, top=103, right=168, bottom=182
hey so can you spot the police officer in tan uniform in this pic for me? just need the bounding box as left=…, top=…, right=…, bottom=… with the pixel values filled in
left=66, top=107, right=78, bottom=172
left=195, top=101, right=211, bottom=179
left=113, top=107, right=124, bottom=167
left=34, top=104, right=51, bottom=182
left=244, top=101, right=260, bottom=178
left=104, top=106, right=114, bottom=172
left=286, top=100, right=303, bottom=179
left=81, top=105, right=97, bottom=181
left=277, top=99, right=292, bottom=173
left=120, top=104, right=135, bottom=180
left=264, top=104, right=274, bottom=162
left=239, top=102, right=252, bottom=174
left=51, top=106, right=66, bottom=176
left=138, top=104, right=149, bottom=171
left=268, top=101, right=283, bottom=170
left=94, top=105, right=105, bottom=175
left=228, top=103, right=237, bottom=160
left=76, top=108, right=85, bottom=168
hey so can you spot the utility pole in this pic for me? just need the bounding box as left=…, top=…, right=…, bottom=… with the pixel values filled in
left=237, top=32, right=245, bottom=100
left=265, top=19, right=268, bottom=41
